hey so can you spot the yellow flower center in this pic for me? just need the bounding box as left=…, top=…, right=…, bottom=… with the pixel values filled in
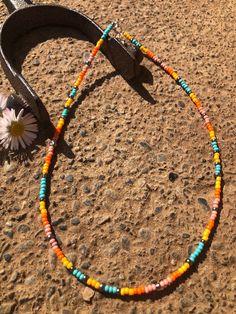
left=8, top=121, right=25, bottom=136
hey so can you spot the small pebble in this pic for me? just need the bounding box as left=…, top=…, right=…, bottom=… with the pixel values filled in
left=157, top=153, right=167, bottom=162
left=18, top=224, right=30, bottom=233
left=121, top=237, right=130, bottom=251
left=198, top=198, right=210, bottom=211
left=81, top=261, right=90, bottom=270
left=24, top=276, right=36, bottom=285
left=168, top=172, right=178, bottom=182
left=82, top=287, right=95, bottom=302
left=65, top=175, right=74, bottom=183
left=139, top=141, right=152, bottom=150
left=4, top=254, right=12, bottom=262
left=155, top=207, right=162, bottom=214
left=72, top=200, right=79, bottom=211
left=108, top=241, right=120, bottom=257
left=3, top=229, right=13, bottom=239
left=79, top=129, right=87, bottom=137
left=138, top=228, right=151, bottom=241
left=48, top=286, right=56, bottom=298
left=178, top=101, right=185, bottom=108
left=71, top=217, right=80, bottom=225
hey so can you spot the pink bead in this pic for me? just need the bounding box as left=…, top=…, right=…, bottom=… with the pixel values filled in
left=163, top=279, right=169, bottom=286
left=52, top=244, right=58, bottom=249
left=151, top=284, right=156, bottom=291
left=160, top=280, right=165, bottom=287
left=46, top=232, right=52, bottom=237
left=148, top=284, right=153, bottom=291
left=145, top=286, right=149, bottom=294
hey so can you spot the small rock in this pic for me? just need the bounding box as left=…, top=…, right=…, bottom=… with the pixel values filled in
left=178, top=101, right=185, bottom=108
left=4, top=254, right=12, bottom=262
left=0, top=188, right=6, bottom=195
left=3, top=161, right=17, bottom=173
left=52, top=217, right=64, bottom=226
left=121, top=237, right=130, bottom=251
left=169, top=212, right=176, bottom=220
left=10, top=271, right=19, bottom=283
left=0, top=302, right=16, bottom=314
left=24, top=275, right=36, bottom=285
left=16, top=213, right=27, bottom=222
left=83, top=186, right=91, bottom=194
left=59, top=224, right=67, bottom=231
left=81, top=261, right=90, bottom=270
left=108, top=242, right=120, bottom=257
left=138, top=228, right=151, bottom=241
left=182, top=233, right=190, bottom=239
left=168, top=172, right=178, bottom=182
left=84, top=199, right=93, bottom=206
left=97, top=216, right=111, bottom=225
left=72, top=200, right=79, bottom=211
left=139, top=141, right=152, bottom=150
left=198, top=198, right=210, bottom=211
left=79, top=244, right=89, bottom=258
left=48, top=286, right=56, bottom=298
left=3, top=229, right=13, bottom=239
left=82, top=287, right=95, bottom=302
left=98, top=175, right=105, bottom=180
left=79, top=130, right=87, bottom=137
left=170, top=259, right=177, bottom=266
left=65, top=175, right=74, bottom=183
left=18, top=224, right=30, bottom=233
left=157, top=154, right=166, bottom=162
left=33, top=59, right=40, bottom=66
left=71, top=217, right=80, bottom=226
left=155, top=207, right=162, bottom=214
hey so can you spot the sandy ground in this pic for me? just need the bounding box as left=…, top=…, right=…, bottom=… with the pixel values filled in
left=0, top=0, right=236, bottom=313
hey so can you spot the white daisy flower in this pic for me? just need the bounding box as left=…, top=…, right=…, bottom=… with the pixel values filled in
left=0, top=108, right=38, bottom=150
left=0, top=93, right=8, bottom=114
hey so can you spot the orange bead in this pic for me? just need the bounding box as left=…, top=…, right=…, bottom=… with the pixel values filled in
left=129, top=289, right=134, bottom=296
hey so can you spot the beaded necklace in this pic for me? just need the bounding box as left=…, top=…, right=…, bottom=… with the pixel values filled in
left=38, top=23, right=222, bottom=297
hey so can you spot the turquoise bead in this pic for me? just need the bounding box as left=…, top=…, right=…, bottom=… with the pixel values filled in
left=73, top=269, right=78, bottom=276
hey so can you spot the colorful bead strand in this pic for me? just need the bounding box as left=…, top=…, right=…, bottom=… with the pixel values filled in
left=38, top=26, right=223, bottom=297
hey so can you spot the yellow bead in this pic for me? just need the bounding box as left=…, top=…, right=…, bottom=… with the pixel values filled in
left=123, top=32, right=132, bottom=40
left=91, top=279, right=97, bottom=287
left=67, top=262, right=73, bottom=269
left=63, top=261, right=69, bottom=267
left=184, top=262, right=190, bottom=269
left=96, top=39, right=104, bottom=48
left=95, top=282, right=100, bottom=290
left=65, top=98, right=73, bottom=107
left=124, top=287, right=129, bottom=295
left=140, top=46, right=148, bottom=54
left=202, top=235, right=208, bottom=241
left=172, top=72, right=179, bottom=80
left=87, top=278, right=92, bottom=285
left=120, top=288, right=125, bottom=296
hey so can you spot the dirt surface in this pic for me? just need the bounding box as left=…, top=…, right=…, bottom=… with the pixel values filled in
left=0, top=0, right=235, bottom=313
